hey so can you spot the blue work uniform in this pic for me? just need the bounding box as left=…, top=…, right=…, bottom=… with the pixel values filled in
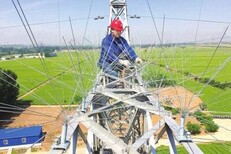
left=98, top=34, right=137, bottom=77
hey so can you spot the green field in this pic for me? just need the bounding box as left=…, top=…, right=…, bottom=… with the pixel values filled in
left=156, top=142, right=231, bottom=153
left=1, top=47, right=231, bottom=112
left=0, top=51, right=99, bottom=105
left=140, top=46, right=231, bottom=112
left=142, top=46, right=231, bottom=82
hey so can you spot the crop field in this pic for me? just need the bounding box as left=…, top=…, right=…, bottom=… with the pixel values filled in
left=156, top=142, right=231, bottom=154
left=141, top=46, right=231, bottom=112
left=142, top=46, right=231, bottom=82
left=0, top=51, right=99, bottom=105
left=0, top=47, right=231, bottom=112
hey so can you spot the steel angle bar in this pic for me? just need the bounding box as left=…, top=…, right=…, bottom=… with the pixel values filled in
left=135, top=74, right=163, bottom=109
left=100, top=90, right=168, bottom=116
left=70, top=127, right=78, bottom=154
left=155, top=124, right=166, bottom=144
left=164, top=116, right=180, bottom=136
left=82, top=92, right=97, bottom=111
left=78, top=127, right=93, bottom=153
left=123, top=108, right=140, bottom=143
left=103, top=73, right=139, bottom=88
left=105, top=88, right=138, bottom=93
left=182, top=142, right=204, bottom=154
left=101, top=112, right=113, bottom=132
left=86, top=100, right=122, bottom=116
left=87, top=121, right=94, bottom=154
left=66, top=117, right=79, bottom=140
left=164, top=117, right=203, bottom=154
left=86, top=90, right=145, bottom=117
left=85, top=93, right=134, bottom=116
left=165, top=116, right=192, bottom=142
left=110, top=0, right=130, bottom=42
left=146, top=111, right=157, bottom=154
left=77, top=115, right=139, bottom=154
left=165, top=124, right=177, bottom=154
left=130, top=120, right=164, bottom=151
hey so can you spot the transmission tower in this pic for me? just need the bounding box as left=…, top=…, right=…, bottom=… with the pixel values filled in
left=49, top=0, right=204, bottom=153
left=109, top=0, right=130, bottom=43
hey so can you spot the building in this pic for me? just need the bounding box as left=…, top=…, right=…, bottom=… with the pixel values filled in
left=0, top=126, right=43, bottom=150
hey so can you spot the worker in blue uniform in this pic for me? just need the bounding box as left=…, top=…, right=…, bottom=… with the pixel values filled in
left=98, top=19, right=142, bottom=80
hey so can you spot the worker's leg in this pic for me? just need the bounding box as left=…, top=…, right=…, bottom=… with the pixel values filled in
left=103, top=63, right=118, bottom=84
left=102, top=63, right=125, bottom=88
left=104, top=64, right=118, bottom=77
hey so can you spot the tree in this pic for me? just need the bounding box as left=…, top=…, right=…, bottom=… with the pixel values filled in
left=205, top=121, right=219, bottom=132
left=0, top=68, right=19, bottom=105
left=186, top=122, right=200, bottom=135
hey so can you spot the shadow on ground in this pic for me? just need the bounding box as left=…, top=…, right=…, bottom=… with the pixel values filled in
left=0, top=100, right=32, bottom=128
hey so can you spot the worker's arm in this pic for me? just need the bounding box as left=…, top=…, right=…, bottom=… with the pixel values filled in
left=120, top=38, right=138, bottom=61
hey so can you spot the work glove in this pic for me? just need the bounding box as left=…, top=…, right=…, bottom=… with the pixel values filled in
left=119, top=59, right=130, bottom=67
left=135, top=57, right=143, bottom=64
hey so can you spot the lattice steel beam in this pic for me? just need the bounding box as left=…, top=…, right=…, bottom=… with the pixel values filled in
left=109, top=0, right=130, bottom=43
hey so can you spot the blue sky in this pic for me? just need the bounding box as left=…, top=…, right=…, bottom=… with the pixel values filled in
left=0, top=0, right=231, bottom=45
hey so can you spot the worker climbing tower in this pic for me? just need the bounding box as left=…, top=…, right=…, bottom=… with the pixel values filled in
left=49, top=0, right=204, bottom=153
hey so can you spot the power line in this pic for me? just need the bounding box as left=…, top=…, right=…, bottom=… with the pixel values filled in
left=0, top=16, right=107, bottom=30
left=1, top=15, right=231, bottom=31
left=137, top=15, right=231, bottom=25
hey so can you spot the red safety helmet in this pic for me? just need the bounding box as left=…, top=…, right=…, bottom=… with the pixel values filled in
left=110, top=19, right=123, bottom=32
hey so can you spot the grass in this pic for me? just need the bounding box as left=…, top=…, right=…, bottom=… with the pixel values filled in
left=0, top=51, right=99, bottom=105
left=156, top=142, right=231, bottom=154
left=143, top=46, right=231, bottom=82
left=140, top=46, right=231, bottom=112
left=0, top=46, right=231, bottom=111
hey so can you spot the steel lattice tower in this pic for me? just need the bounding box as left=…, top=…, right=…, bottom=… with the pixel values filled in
left=109, top=0, right=130, bottom=43
left=49, top=0, right=204, bottom=153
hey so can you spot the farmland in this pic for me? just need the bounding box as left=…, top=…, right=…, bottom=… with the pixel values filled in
left=141, top=46, right=231, bottom=112
left=156, top=142, right=231, bottom=153
left=0, top=46, right=231, bottom=112
left=0, top=51, right=99, bottom=105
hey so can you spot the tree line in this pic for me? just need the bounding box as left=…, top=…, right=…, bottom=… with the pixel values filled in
left=0, top=45, right=102, bottom=58
left=0, top=68, right=19, bottom=106
left=0, top=46, right=59, bottom=57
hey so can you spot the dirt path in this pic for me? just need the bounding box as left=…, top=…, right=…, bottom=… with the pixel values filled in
left=156, top=86, right=202, bottom=110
